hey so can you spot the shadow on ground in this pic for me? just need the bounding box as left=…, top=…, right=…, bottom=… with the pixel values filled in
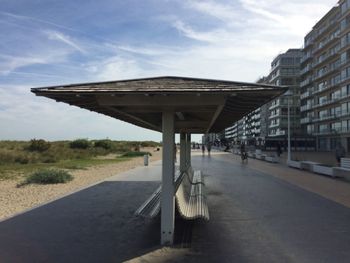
left=0, top=181, right=167, bottom=263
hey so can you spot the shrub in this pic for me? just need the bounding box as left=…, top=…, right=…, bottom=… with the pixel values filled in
left=69, top=139, right=91, bottom=149
left=121, top=151, right=152, bottom=157
left=94, top=139, right=113, bottom=150
left=28, top=139, right=51, bottom=152
left=21, top=169, right=73, bottom=185
left=14, top=155, right=30, bottom=164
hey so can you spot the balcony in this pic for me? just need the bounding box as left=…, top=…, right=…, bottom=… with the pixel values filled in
left=300, top=116, right=312, bottom=124
left=300, top=53, right=313, bottom=64
left=314, top=127, right=350, bottom=135
left=312, top=96, right=342, bottom=109
left=269, top=122, right=280, bottom=128
left=301, top=91, right=311, bottom=99
left=300, top=104, right=312, bottom=112
left=313, top=48, right=340, bottom=68
left=300, top=77, right=313, bottom=87
left=313, top=63, right=340, bottom=81
left=304, top=38, right=314, bottom=49
left=269, top=112, right=280, bottom=119
left=340, top=38, right=350, bottom=49
left=313, top=33, right=340, bottom=55
left=312, top=17, right=339, bottom=41
left=300, top=64, right=312, bottom=76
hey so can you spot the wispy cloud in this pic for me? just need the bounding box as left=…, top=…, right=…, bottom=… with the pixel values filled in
left=44, top=30, right=86, bottom=54
left=0, top=11, right=78, bottom=33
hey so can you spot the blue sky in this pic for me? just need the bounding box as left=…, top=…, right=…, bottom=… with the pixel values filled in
left=0, top=0, right=336, bottom=141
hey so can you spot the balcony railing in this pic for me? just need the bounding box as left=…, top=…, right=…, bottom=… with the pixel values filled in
left=300, top=77, right=313, bottom=87
left=300, top=64, right=312, bottom=75
left=313, top=127, right=350, bottom=135
left=313, top=62, right=340, bottom=81
left=301, top=91, right=311, bottom=99
left=300, top=116, right=312, bottom=124
left=300, top=104, right=312, bottom=112
left=313, top=33, right=340, bottom=54
left=313, top=48, right=340, bottom=67
left=269, top=122, right=280, bottom=128
left=300, top=53, right=313, bottom=64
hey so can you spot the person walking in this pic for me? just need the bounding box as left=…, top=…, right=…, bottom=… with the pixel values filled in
left=207, top=143, right=211, bottom=156
left=335, top=143, right=346, bottom=166
left=276, top=142, right=282, bottom=157
left=240, top=143, right=247, bottom=163
left=201, top=144, right=205, bottom=155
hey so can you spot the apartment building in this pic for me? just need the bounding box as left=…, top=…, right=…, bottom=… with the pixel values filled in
left=266, top=49, right=302, bottom=138
left=300, top=0, right=350, bottom=151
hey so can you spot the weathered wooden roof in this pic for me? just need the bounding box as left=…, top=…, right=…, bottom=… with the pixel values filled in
left=31, top=76, right=287, bottom=133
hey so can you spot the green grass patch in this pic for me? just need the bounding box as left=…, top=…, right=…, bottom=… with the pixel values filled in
left=0, top=157, right=131, bottom=180
left=0, top=139, right=160, bottom=180
left=19, top=169, right=73, bottom=186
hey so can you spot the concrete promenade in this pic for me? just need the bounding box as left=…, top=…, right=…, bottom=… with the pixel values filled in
left=1, top=151, right=350, bottom=262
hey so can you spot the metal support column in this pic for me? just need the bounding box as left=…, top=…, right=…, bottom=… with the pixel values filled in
left=161, top=111, right=175, bottom=245
left=180, top=132, right=186, bottom=174
left=186, top=133, right=191, bottom=169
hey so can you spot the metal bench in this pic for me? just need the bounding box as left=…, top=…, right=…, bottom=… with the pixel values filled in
left=333, top=158, right=350, bottom=178
left=135, top=168, right=209, bottom=220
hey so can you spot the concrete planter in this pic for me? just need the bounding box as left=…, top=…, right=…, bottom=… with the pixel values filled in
left=265, top=156, right=278, bottom=163
left=313, top=164, right=334, bottom=177
left=301, top=161, right=320, bottom=172
left=248, top=152, right=255, bottom=158
left=333, top=167, right=350, bottom=179
left=288, top=160, right=302, bottom=169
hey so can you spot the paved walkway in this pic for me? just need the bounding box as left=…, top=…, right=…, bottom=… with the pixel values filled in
left=1, top=152, right=350, bottom=262
left=229, top=152, right=350, bottom=208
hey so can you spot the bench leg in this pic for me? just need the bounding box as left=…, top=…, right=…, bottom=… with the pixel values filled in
left=161, top=111, right=175, bottom=245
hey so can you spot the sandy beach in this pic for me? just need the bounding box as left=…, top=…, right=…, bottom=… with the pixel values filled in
left=0, top=148, right=162, bottom=221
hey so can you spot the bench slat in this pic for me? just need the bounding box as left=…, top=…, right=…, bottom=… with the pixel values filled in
left=135, top=169, right=209, bottom=220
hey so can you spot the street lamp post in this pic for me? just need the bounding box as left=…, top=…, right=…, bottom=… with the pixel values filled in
left=285, top=90, right=292, bottom=164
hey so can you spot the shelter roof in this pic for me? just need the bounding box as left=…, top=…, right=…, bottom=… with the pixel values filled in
left=31, top=76, right=287, bottom=133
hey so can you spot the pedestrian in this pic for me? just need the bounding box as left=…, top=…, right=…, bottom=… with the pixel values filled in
left=335, top=143, right=346, bottom=166
left=276, top=142, right=282, bottom=157
left=207, top=143, right=211, bottom=156
left=240, top=143, right=247, bottom=163
left=201, top=144, right=205, bottom=155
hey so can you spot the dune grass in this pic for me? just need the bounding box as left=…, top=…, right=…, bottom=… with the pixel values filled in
left=19, top=169, right=74, bottom=186
left=0, top=140, right=160, bottom=180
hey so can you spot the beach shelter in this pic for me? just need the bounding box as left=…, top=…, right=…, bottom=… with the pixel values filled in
left=32, top=76, right=286, bottom=245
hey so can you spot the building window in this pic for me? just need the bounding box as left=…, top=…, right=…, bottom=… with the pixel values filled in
left=341, top=85, right=350, bottom=97
left=307, top=124, right=314, bottom=134
left=281, top=57, right=294, bottom=65
left=341, top=66, right=350, bottom=81
left=331, top=90, right=341, bottom=100
left=318, top=138, right=328, bottom=150
left=319, top=109, right=328, bottom=118
left=319, top=95, right=328, bottom=104
left=331, top=122, right=341, bottom=132
left=319, top=124, right=329, bottom=132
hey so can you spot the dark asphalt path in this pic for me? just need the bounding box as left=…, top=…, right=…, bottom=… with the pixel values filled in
left=189, top=153, right=350, bottom=263
left=0, top=181, right=161, bottom=263
left=1, top=153, right=350, bottom=263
